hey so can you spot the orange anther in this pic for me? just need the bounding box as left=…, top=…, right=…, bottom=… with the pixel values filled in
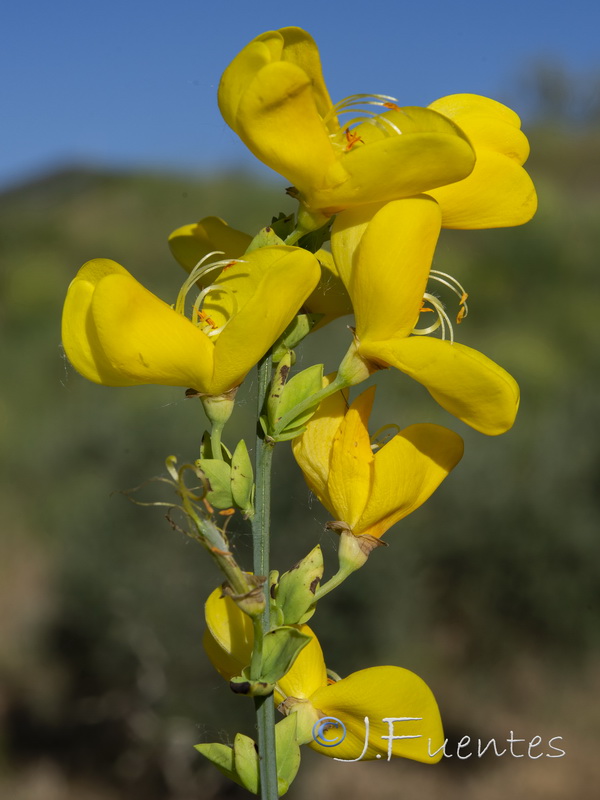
left=383, top=102, right=401, bottom=112
left=203, top=497, right=214, bottom=514
left=344, top=128, right=363, bottom=151
left=456, top=306, right=467, bottom=324
left=218, top=507, right=236, bottom=516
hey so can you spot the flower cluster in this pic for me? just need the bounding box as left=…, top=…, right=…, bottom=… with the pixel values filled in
left=61, top=25, right=536, bottom=798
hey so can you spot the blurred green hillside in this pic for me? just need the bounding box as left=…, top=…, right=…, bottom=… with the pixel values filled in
left=1, top=126, right=599, bottom=800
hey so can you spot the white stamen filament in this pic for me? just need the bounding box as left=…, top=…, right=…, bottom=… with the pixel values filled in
left=176, top=255, right=245, bottom=336
left=429, top=270, right=469, bottom=321
left=412, top=292, right=454, bottom=343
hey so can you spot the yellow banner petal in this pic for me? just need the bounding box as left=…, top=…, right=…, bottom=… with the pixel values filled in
left=357, top=424, right=464, bottom=538
left=309, top=665, right=444, bottom=763
left=235, top=60, right=346, bottom=193
left=362, top=337, right=519, bottom=435
left=327, top=387, right=375, bottom=528
left=218, top=31, right=285, bottom=129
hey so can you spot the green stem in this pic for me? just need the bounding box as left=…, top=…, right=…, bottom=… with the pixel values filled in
left=251, top=352, right=278, bottom=800
left=313, top=566, right=355, bottom=602
left=210, top=422, right=224, bottom=459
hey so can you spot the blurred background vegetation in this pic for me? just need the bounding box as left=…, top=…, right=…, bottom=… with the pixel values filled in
left=1, top=65, right=599, bottom=799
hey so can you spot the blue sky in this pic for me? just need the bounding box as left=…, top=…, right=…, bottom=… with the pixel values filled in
left=2, top=0, right=599, bottom=189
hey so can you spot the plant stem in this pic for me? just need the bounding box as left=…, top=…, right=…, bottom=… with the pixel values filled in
left=252, top=352, right=278, bottom=800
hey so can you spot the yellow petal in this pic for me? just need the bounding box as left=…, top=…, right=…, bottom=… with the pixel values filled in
left=168, top=217, right=251, bottom=273
left=427, top=94, right=537, bottom=228
left=62, top=259, right=215, bottom=389
left=427, top=151, right=538, bottom=228
left=277, top=27, right=336, bottom=129
left=90, top=272, right=214, bottom=389
left=211, top=247, right=320, bottom=394
left=309, top=665, right=444, bottom=763
left=429, top=94, right=528, bottom=161
left=204, top=587, right=254, bottom=678
left=334, top=197, right=442, bottom=342
left=311, top=108, right=475, bottom=213
left=218, top=31, right=285, bottom=130
left=326, top=387, right=375, bottom=528
left=291, top=376, right=349, bottom=511
left=62, top=259, right=134, bottom=385
left=356, top=424, right=464, bottom=537
left=276, top=624, right=328, bottom=701
left=234, top=60, right=346, bottom=193
left=362, top=337, right=519, bottom=435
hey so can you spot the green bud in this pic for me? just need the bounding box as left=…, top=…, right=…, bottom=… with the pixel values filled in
left=275, top=545, right=323, bottom=624
left=267, top=351, right=294, bottom=429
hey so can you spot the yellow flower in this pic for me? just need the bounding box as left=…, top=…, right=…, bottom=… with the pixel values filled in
left=204, top=587, right=444, bottom=763
left=61, top=245, right=320, bottom=395
left=218, top=27, right=475, bottom=215
left=292, top=383, right=463, bottom=539
left=168, top=216, right=352, bottom=326
left=331, top=196, right=520, bottom=435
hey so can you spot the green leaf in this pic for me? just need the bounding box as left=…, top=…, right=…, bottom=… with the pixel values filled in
left=245, top=225, right=285, bottom=253
left=297, top=217, right=333, bottom=253
left=269, top=212, right=296, bottom=240
left=272, top=364, right=324, bottom=433
left=276, top=545, right=323, bottom=625
left=231, top=439, right=254, bottom=515
left=261, top=626, right=312, bottom=684
left=195, top=459, right=234, bottom=509
left=233, top=733, right=259, bottom=794
left=194, top=742, right=236, bottom=782
left=275, top=714, right=302, bottom=796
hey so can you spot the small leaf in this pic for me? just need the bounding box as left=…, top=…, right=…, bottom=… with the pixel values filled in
left=245, top=226, right=285, bottom=253
left=195, top=459, right=234, bottom=509
left=297, top=217, right=333, bottom=253
left=233, top=733, right=259, bottom=794
left=273, top=364, right=324, bottom=433
left=275, top=714, right=301, bottom=796
left=261, top=626, right=312, bottom=684
left=231, top=439, right=254, bottom=514
left=194, top=742, right=236, bottom=782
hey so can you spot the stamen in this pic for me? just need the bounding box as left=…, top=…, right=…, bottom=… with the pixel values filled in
left=370, top=424, right=401, bottom=451
left=429, top=270, right=469, bottom=324
left=176, top=256, right=245, bottom=337
left=325, top=93, right=407, bottom=151
left=412, top=293, right=454, bottom=343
